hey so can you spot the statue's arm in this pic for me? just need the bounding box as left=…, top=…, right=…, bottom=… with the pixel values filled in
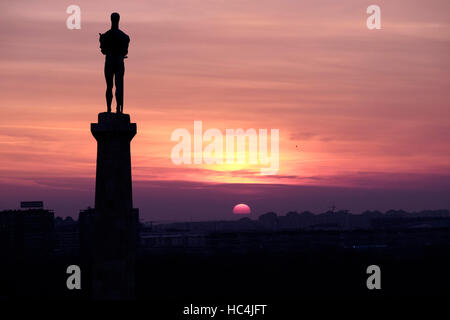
left=123, top=35, right=130, bottom=58
left=99, top=33, right=107, bottom=55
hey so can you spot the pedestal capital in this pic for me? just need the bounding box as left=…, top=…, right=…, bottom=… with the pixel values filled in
left=91, top=112, right=136, bottom=141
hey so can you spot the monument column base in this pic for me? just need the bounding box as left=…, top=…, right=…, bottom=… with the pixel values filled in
left=80, top=112, right=139, bottom=300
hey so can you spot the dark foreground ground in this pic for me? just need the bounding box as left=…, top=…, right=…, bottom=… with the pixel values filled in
left=1, top=228, right=450, bottom=301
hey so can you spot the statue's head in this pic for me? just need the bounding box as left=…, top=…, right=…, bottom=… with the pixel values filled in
left=111, top=12, right=120, bottom=28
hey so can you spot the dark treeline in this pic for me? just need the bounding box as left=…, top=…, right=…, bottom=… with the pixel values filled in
left=149, top=209, right=450, bottom=232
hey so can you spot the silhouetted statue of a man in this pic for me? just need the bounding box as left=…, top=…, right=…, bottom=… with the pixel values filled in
left=99, top=13, right=130, bottom=113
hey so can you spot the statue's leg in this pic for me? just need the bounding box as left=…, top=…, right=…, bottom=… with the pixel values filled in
left=115, top=61, right=124, bottom=113
left=105, top=63, right=114, bottom=113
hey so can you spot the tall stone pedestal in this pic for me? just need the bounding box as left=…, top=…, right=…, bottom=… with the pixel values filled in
left=92, top=112, right=136, bottom=213
left=82, top=112, right=139, bottom=299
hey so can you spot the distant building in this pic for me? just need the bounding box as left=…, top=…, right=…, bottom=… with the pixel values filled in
left=54, top=217, right=80, bottom=256
left=0, top=205, right=54, bottom=257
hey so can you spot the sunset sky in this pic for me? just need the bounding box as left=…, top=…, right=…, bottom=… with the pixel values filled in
left=0, top=0, right=449, bottom=220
